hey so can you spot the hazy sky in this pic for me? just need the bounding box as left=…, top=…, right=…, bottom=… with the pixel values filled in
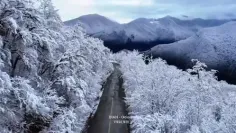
left=52, top=0, right=236, bottom=23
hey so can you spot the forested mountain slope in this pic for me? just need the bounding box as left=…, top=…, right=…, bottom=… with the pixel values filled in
left=147, top=22, right=236, bottom=83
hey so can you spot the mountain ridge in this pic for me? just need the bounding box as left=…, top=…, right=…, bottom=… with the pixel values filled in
left=64, top=14, right=235, bottom=52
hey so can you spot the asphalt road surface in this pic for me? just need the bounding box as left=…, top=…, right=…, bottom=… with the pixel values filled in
left=86, top=65, right=130, bottom=133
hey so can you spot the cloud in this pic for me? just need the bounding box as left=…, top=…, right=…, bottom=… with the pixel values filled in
left=52, top=0, right=236, bottom=23
left=109, top=0, right=154, bottom=6
left=52, top=0, right=96, bottom=21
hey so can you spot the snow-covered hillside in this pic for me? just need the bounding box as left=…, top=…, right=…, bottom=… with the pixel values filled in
left=148, top=22, right=236, bottom=69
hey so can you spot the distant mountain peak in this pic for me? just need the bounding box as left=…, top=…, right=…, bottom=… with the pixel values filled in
left=64, top=14, right=120, bottom=34
left=64, top=14, right=119, bottom=26
left=79, top=14, right=118, bottom=22
left=82, top=13, right=101, bottom=17
left=163, top=15, right=174, bottom=18
left=128, top=18, right=149, bottom=24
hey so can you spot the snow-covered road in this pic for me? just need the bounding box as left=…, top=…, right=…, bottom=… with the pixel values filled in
left=86, top=64, right=130, bottom=133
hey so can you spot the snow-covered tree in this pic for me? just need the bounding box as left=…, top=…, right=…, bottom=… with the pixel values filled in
left=118, top=51, right=236, bottom=133
left=0, top=0, right=113, bottom=132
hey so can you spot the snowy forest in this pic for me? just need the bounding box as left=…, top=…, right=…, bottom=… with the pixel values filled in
left=0, top=0, right=236, bottom=133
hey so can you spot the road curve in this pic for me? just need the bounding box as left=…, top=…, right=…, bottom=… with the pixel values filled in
left=86, top=64, right=130, bottom=133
